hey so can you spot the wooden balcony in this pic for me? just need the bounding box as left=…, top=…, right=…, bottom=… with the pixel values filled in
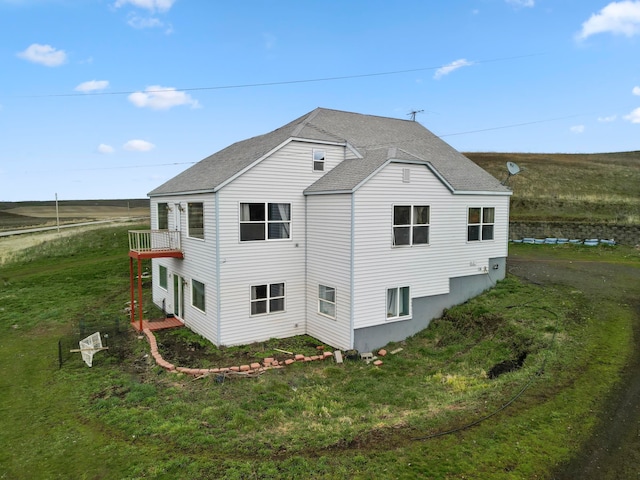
left=128, top=230, right=184, bottom=259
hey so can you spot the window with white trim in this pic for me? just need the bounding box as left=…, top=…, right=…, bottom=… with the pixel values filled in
left=392, top=205, right=429, bottom=246
left=188, top=202, right=204, bottom=239
left=159, top=265, right=168, bottom=290
left=158, top=203, right=169, bottom=230
left=192, top=279, right=205, bottom=312
left=318, top=285, right=336, bottom=319
left=313, top=149, right=325, bottom=171
left=240, top=203, right=291, bottom=241
left=250, top=283, right=285, bottom=315
left=387, top=286, right=410, bottom=320
left=467, top=207, right=495, bottom=241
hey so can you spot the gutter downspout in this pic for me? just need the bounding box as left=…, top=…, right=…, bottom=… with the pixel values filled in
left=350, top=194, right=355, bottom=349
left=215, top=192, right=222, bottom=345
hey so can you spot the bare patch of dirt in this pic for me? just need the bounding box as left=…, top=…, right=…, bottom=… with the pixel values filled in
left=508, top=252, right=640, bottom=480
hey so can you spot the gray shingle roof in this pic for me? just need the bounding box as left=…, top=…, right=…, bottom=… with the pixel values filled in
left=148, top=108, right=510, bottom=196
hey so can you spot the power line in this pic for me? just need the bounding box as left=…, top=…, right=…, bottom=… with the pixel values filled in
left=18, top=53, right=545, bottom=99
left=439, top=113, right=592, bottom=137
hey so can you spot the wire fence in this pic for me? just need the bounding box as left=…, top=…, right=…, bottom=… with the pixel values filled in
left=58, top=315, right=130, bottom=369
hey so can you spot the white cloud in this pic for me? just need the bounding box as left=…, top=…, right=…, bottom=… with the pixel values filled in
left=506, top=0, right=535, bottom=7
left=17, top=43, right=67, bottom=67
left=624, top=107, right=640, bottom=123
left=97, top=144, right=115, bottom=154
left=570, top=125, right=585, bottom=133
left=633, top=86, right=640, bottom=95
left=577, top=1, right=640, bottom=40
left=75, top=80, right=109, bottom=93
left=598, top=115, right=617, bottom=122
left=124, top=13, right=173, bottom=33
left=128, top=85, right=201, bottom=110
left=433, top=59, right=473, bottom=79
left=123, top=139, right=156, bottom=152
left=114, top=0, right=176, bottom=13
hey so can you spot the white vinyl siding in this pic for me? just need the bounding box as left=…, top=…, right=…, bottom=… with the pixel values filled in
left=306, top=194, right=352, bottom=349
left=216, top=142, right=345, bottom=346
left=150, top=194, right=218, bottom=344
left=352, top=162, right=509, bottom=330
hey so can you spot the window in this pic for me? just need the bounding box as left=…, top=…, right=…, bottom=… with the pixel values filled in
left=158, top=203, right=169, bottom=230
left=188, top=202, right=204, bottom=239
left=192, top=279, right=205, bottom=312
left=240, top=203, right=291, bottom=241
left=250, top=283, right=285, bottom=315
left=313, top=149, right=325, bottom=171
left=318, top=285, right=336, bottom=319
left=387, top=286, right=410, bottom=320
left=467, top=207, right=495, bottom=241
left=392, top=205, right=429, bottom=246
left=159, top=265, right=168, bottom=290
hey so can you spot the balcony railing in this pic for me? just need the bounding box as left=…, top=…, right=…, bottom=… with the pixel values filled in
left=128, top=230, right=182, bottom=254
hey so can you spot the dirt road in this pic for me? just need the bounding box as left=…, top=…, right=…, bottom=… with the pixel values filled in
left=508, top=252, right=640, bottom=479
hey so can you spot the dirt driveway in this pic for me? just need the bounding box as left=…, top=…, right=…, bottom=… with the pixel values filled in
left=508, top=251, right=640, bottom=480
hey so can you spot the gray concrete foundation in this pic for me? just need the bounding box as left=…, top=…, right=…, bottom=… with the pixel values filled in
left=353, top=257, right=506, bottom=352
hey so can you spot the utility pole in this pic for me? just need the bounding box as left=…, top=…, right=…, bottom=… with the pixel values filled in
left=55, top=193, right=60, bottom=233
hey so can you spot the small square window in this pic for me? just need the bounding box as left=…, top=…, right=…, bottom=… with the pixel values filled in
left=313, top=150, right=325, bottom=172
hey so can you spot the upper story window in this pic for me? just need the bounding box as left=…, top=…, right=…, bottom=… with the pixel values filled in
left=392, top=205, right=430, bottom=246
left=240, top=203, right=291, bottom=241
left=158, top=203, right=169, bottom=230
left=313, top=149, right=325, bottom=172
left=188, top=202, right=204, bottom=239
left=468, top=207, right=495, bottom=242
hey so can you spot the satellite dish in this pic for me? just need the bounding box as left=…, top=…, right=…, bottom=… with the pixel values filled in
left=507, top=161, right=521, bottom=175
left=502, top=161, right=522, bottom=185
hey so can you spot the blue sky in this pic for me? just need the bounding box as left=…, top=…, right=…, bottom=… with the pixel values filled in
left=1, top=0, right=639, bottom=201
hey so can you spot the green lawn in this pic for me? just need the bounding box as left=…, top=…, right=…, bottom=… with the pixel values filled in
left=0, top=226, right=638, bottom=479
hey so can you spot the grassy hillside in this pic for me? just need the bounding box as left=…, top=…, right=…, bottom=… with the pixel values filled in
left=0, top=199, right=150, bottom=230
left=465, top=151, right=640, bottom=224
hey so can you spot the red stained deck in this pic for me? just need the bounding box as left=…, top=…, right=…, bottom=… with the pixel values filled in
left=131, top=317, right=185, bottom=332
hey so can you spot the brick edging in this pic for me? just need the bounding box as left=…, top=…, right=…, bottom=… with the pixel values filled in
left=142, top=328, right=335, bottom=377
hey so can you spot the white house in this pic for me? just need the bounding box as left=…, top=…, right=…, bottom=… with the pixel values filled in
left=141, top=108, right=511, bottom=352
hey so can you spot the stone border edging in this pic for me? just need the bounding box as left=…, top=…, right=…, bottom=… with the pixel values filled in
left=142, top=328, right=335, bottom=377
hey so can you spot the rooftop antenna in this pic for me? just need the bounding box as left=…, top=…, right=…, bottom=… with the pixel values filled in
left=408, top=109, right=424, bottom=122
left=502, top=161, right=522, bottom=185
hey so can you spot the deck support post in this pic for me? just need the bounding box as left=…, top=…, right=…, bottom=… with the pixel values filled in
left=129, top=257, right=135, bottom=325
left=137, top=257, right=144, bottom=332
